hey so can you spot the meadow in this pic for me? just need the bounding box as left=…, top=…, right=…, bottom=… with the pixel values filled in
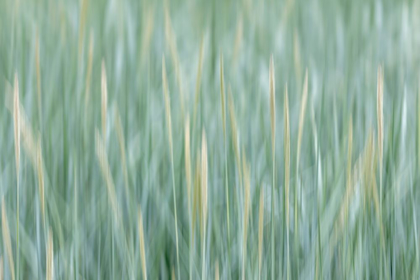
left=0, top=0, right=420, bottom=279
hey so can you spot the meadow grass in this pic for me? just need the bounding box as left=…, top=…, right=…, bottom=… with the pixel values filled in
left=0, top=0, right=420, bottom=279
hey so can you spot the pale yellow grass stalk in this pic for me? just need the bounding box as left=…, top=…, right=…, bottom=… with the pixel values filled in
left=418, top=78, right=420, bottom=168
left=101, top=60, right=108, bottom=138
left=185, top=117, right=194, bottom=280
left=138, top=208, right=147, bottom=280
left=192, top=152, right=201, bottom=246
left=296, top=69, right=308, bottom=174
left=14, top=73, right=20, bottom=178
left=171, top=266, right=176, bottom=280
left=78, top=0, right=88, bottom=59
left=269, top=56, right=276, bottom=154
left=269, top=55, right=276, bottom=280
left=377, top=66, right=383, bottom=198
left=220, top=55, right=230, bottom=243
left=228, top=89, right=242, bottom=189
left=201, top=131, right=208, bottom=280
left=164, top=4, right=184, bottom=119
left=46, top=227, right=54, bottom=280
left=215, top=260, right=219, bottom=280
left=140, top=4, right=154, bottom=68
left=35, top=30, right=42, bottom=125
left=5, top=82, right=36, bottom=167
left=2, top=199, right=15, bottom=280
left=220, top=56, right=226, bottom=139
left=185, top=117, right=192, bottom=215
left=84, top=31, right=94, bottom=110
left=95, top=129, right=119, bottom=221
left=293, top=31, right=302, bottom=88
left=346, top=119, right=353, bottom=201
left=233, top=15, right=243, bottom=65
left=376, top=65, right=385, bottom=279
left=242, top=154, right=250, bottom=280
left=258, top=187, right=264, bottom=280
left=36, top=136, right=45, bottom=224
left=192, top=38, right=204, bottom=135
left=294, top=69, right=308, bottom=268
left=162, top=57, right=180, bottom=280
left=13, top=73, right=20, bottom=280
left=284, top=84, right=290, bottom=280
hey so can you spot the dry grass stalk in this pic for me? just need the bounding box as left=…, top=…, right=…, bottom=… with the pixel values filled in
left=215, top=260, right=219, bottom=280
left=370, top=143, right=388, bottom=278
left=233, top=15, right=243, bottom=65
left=376, top=65, right=386, bottom=278
left=242, top=154, right=250, bottom=280
left=346, top=119, right=353, bottom=199
left=36, top=136, right=45, bottom=224
left=95, top=129, right=119, bottom=221
left=140, top=4, right=154, bottom=68
left=13, top=73, right=20, bottom=178
left=284, top=85, right=290, bottom=228
left=269, top=56, right=276, bottom=154
left=293, top=30, right=302, bottom=87
left=220, top=55, right=230, bottom=243
left=162, top=56, right=180, bottom=280
left=377, top=66, right=383, bottom=195
left=185, top=117, right=192, bottom=215
left=162, top=57, right=174, bottom=155
left=192, top=151, right=201, bottom=246
left=184, top=116, right=194, bottom=280
left=35, top=30, right=42, bottom=124
left=418, top=78, right=420, bottom=167
left=269, top=55, right=276, bottom=280
left=171, top=266, right=176, bottom=280
left=295, top=69, right=308, bottom=259
left=258, top=187, right=264, bottom=280
left=201, top=131, right=208, bottom=280
left=13, top=73, right=20, bottom=280
left=84, top=31, right=94, bottom=110
left=296, top=69, right=308, bottom=173
left=220, top=55, right=226, bottom=139
left=5, top=82, right=37, bottom=166
left=101, top=60, right=108, bottom=138
left=284, top=84, right=291, bottom=280
left=164, top=4, right=184, bottom=119
left=228, top=89, right=242, bottom=189
left=201, top=130, right=208, bottom=232
left=138, top=208, right=147, bottom=280
left=46, top=227, right=54, bottom=280
left=78, top=0, right=88, bottom=59
left=2, top=199, right=15, bottom=280
left=192, top=38, right=204, bottom=134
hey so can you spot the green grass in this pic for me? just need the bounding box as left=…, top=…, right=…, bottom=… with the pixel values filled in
left=0, top=0, right=420, bottom=279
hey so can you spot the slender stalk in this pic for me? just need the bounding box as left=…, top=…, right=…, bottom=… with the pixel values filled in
left=162, top=57, right=181, bottom=280
left=269, top=55, right=276, bottom=280
left=284, top=85, right=290, bottom=280
left=13, top=73, right=20, bottom=280
left=201, top=131, right=208, bottom=280
left=220, top=55, right=231, bottom=275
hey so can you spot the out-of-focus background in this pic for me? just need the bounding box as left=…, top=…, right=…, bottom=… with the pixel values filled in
left=0, top=0, right=420, bottom=279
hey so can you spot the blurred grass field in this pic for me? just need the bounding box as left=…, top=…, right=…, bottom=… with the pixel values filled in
left=1, top=0, right=420, bottom=279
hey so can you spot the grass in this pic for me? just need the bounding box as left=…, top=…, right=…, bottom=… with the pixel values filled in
left=1, top=0, right=420, bottom=279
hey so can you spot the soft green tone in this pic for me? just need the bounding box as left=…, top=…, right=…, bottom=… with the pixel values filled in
left=0, top=0, right=420, bottom=279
